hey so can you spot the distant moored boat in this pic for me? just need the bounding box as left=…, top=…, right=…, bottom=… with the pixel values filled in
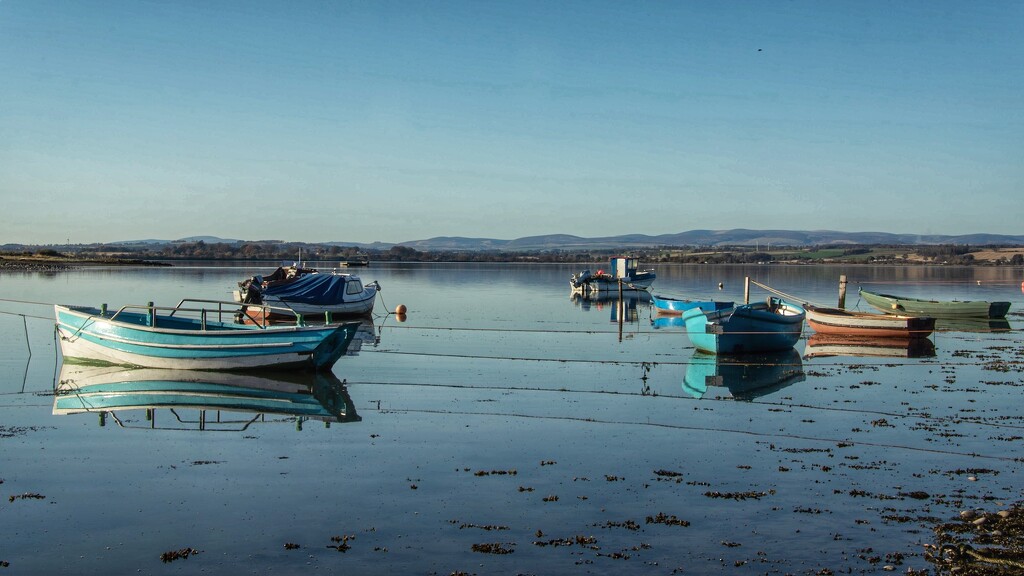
left=570, top=256, right=655, bottom=294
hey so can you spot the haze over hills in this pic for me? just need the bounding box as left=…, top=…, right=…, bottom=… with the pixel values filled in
left=283, top=230, right=1024, bottom=251
left=6, top=230, right=1024, bottom=252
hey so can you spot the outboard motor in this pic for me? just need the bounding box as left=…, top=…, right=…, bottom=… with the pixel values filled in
left=241, top=278, right=263, bottom=305
left=572, top=269, right=593, bottom=288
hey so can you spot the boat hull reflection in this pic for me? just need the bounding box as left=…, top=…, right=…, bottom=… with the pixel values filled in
left=934, top=318, right=1012, bottom=333
left=571, top=291, right=651, bottom=323
left=54, top=363, right=359, bottom=430
left=683, top=349, right=805, bottom=400
left=803, top=334, right=937, bottom=359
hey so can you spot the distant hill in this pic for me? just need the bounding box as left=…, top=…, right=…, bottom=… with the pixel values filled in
left=7, top=230, right=1023, bottom=252
left=391, top=230, right=1024, bottom=251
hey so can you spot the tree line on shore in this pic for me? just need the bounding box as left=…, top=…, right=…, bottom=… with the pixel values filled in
left=3, top=241, right=1023, bottom=266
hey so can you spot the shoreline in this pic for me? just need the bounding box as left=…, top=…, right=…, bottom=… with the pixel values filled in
left=0, top=257, right=171, bottom=272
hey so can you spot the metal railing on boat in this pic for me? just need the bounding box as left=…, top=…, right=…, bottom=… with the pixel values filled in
left=105, top=299, right=307, bottom=329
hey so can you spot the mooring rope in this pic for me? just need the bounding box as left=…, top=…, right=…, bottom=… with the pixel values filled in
left=939, top=543, right=1024, bottom=569
left=0, top=309, right=53, bottom=321
left=747, top=279, right=828, bottom=307
left=367, top=406, right=1024, bottom=463
left=349, top=377, right=1024, bottom=431
left=0, top=297, right=58, bottom=307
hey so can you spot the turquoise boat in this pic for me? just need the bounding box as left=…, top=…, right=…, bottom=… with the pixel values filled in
left=53, top=363, right=359, bottom=428
left=681, top=297, right=806, bottom=354
left=859, top=288, right=1011, bottom=319
left=651, top=294, right=734, bottom=315
left=54, top=299, right=360, bottom=371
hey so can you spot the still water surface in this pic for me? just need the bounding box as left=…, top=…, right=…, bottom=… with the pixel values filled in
left=2, top=263, right=1023, bottom=574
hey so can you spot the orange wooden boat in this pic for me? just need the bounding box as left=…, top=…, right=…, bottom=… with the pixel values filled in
left=805, top=304, right=934, bottom=338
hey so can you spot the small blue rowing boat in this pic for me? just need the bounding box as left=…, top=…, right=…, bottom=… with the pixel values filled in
left=55, top=299, right=360, bottom=372
left=651, top=294, right=734, bottom=315
left=681, top=297, right=806, bottom=354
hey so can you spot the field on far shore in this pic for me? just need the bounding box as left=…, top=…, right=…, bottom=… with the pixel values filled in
left=3, top=245, right=1024, bottom=268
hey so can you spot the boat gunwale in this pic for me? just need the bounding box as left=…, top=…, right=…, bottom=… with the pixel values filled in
left=858, top=288, right=1011, bottom=319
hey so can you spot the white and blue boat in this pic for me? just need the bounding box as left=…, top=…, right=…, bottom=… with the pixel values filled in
left=570, top=256, right=655, bottom=294
left=652, top=294, right=734, bottom=315
left=681, top=297, right=805, bottom=354
left=55, top=300, right=360, bottom=372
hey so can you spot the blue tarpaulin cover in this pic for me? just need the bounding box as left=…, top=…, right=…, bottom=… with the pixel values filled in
left=263, top=274, right=350, bottom=304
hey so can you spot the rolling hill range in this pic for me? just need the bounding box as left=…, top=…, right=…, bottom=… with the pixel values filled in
left=7, top=229, right=1024, bottom=252
left=381, top=229, right=1024, bottom=251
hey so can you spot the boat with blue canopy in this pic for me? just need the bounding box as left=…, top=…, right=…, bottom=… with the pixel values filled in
left=236, top=265, right=379, bottom=318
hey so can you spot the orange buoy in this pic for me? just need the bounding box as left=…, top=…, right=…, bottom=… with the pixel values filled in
left=395, top=304, right=407, bottom=314
left=395, top=313, right=407, bottom=323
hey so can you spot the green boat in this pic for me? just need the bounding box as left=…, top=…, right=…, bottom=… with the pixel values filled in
left=859, top=288, right=1011, bottom=319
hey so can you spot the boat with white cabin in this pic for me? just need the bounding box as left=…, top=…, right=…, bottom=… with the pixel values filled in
left=570, top=256, right=655, bottom=295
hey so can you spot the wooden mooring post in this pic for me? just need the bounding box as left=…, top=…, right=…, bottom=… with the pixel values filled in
left=744, top=277, right=750, bottom=304
left=838, top=275, right=848, bottom=309
left=617, top=279, right=624, bottom=342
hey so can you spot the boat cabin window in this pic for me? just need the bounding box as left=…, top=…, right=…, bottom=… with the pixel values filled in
left=347, top=280, right=364, bottom=295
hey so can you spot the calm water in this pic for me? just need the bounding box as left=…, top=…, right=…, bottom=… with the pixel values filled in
left=2, top=262, right=1023, bottom=575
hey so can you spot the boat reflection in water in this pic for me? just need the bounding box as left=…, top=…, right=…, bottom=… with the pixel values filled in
left=682, top=349, right=805, bottom=400
left=240, top=316, right=380, bottom=356
left=570, top=291, right=651, bottom=323
left=803, top=334, right=937, bottom=359
left=53, top=363, right=360, bottom=431
left=343, top=318, right=380, bottom=356
left=650, top=315, right=685, bottom=330
left=933, top=317, right=1012, bottom=333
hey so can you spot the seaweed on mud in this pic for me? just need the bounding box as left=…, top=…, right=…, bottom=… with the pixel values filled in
left=646, top=512, right=690, bottom=527
left=328, top=534, right=354, bottom=552
left=595, top=519, right=640, bottom=531
left=471, top=542, right=514, bottom=554
left=159, top=547, right=200, bottom=563
left=0, top=426, right=42, bottom=439
left=8, top=493, right=44, bottom=503
left=473, top=469, right=517, bottom=476
left=927, top=505, right=1024, bottom=575
left=704, top=490, right=774, bottom=501
left=534, top=535, right=598, bottom=548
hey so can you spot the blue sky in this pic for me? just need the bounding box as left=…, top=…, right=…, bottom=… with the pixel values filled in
left=1, top=1, right=1021, bottom=245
